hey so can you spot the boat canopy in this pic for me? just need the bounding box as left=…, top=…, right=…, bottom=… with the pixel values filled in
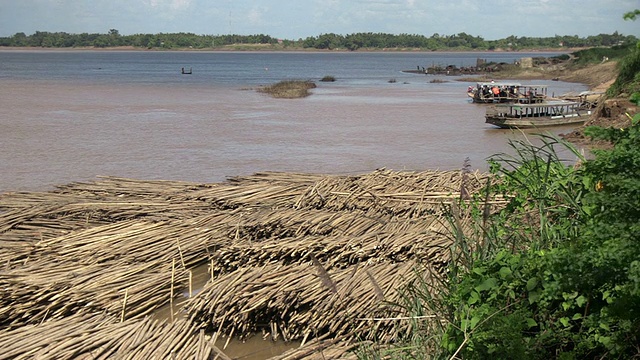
left=475, top=81, right=521, bottom=88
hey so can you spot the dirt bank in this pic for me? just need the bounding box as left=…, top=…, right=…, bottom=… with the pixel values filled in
left=551, top=60, right=638, bottom=145
left=485, top=59, right=619, bottom=90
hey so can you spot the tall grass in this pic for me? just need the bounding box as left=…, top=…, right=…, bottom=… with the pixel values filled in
left=607, top=46, right=640, bottom=96
left=357, top=133, right=586, bottom=359
left=571, top=44, right=635, bottom=66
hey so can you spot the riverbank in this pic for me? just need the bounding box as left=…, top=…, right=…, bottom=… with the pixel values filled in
left=0, top=45, right=580, bottom=53
left=478, top=58, right=638, bottom=146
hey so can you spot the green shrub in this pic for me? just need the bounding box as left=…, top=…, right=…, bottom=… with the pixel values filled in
left=320, top=75, right=336, bottom=82
left=441, top=94, right=640, bottom=359
left=607, top=46, right=640, bottom=96
left=571, top=44, right=636, bottom=66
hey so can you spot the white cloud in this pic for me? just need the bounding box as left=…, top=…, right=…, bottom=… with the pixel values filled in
left=0, top=0, right=638, bottom=39
left=246, top=6, right=267, bottom=26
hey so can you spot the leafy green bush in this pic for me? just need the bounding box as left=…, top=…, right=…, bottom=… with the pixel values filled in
left=320, top=75, right=336, bottom=82
left=607, top=46, right=640, bottom=96
left=440, top=95, right=640, bottom=359
left=357, top=14, right=640, bottom=359
left=570, top=44, right=636, bottom=66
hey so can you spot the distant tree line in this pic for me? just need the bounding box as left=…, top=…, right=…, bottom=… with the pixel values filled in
left=0, top=29, right=636, bottom=51
left=300, top=32, right=637, bottom=50
left=0, top=29, right=282, bottom=49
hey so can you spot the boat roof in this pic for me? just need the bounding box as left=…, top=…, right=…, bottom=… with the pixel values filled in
left=476, top=82, right=521, bottom=86
left=475, top=82, right=548, bottom=88
left=494, top=100, right=580, bottom=108
left=578, top=90, right=604, bottom=96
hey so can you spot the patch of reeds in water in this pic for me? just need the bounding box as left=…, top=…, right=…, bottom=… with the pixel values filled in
left=258, top=80, right=317, bottom=98
left=320, top=75, right=336, bottom=82
left=0, top=169, right=507, bottom=358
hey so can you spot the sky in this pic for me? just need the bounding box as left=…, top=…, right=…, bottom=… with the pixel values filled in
left=1, top=0, right=639, bottom=40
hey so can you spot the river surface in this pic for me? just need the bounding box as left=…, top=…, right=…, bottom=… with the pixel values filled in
left=0, top=50, right=587, bottom=193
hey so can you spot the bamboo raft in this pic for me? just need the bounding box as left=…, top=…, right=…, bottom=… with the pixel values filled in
left=0, top=169, right=505, bottom=359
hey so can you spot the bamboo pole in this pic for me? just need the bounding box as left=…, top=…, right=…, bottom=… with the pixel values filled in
left=170, top=258, right=175, bottom=323
left=121, top=288, right=128, bottom=322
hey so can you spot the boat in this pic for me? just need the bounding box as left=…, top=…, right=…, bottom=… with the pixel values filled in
left=467, top=82, right=548, bottom=104
left=559, top=90, right=604, bottom=109
left=181, top=67, right=192, bottom=74
left=485, top=100, right=591, bottom=128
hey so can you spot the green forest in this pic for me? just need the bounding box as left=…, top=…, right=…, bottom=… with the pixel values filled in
left=0, top=29, right=637, bottom=51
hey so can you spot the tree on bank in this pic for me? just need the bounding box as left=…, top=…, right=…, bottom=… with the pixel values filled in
left=0, top=30, right=636, bottom=51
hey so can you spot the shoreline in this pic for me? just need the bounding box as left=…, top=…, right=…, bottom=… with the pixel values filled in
left=0, top=45, right=580, bottom=53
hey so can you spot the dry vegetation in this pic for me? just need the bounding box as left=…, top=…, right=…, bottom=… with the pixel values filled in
left=258, top=80, right=317, bottom=98
left=0, top=169, right=505, bottom=359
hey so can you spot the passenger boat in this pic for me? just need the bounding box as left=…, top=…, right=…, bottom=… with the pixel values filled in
left=559, top=90, right=604, bottom=109
left=467, top=82, right=548, bottom=104
left=485, top=100, right=591, bottom=128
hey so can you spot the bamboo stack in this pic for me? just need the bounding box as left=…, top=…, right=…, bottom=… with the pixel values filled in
left=0, top=169, right=505, bottom=358
left=0, top=313, right=231, bottom=359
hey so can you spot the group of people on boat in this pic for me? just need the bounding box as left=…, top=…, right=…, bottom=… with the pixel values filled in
left=467, top=81, right=547, bottom=104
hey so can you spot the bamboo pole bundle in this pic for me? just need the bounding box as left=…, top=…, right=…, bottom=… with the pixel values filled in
left=0, top=259, right=190, bottom=328
left=227, top=171, right=328, bottom=184
left=209, top=225, right=452, bottom=275
left=0, top=312, right=228, bottom=360
left=271, top=337, right=360, bottom=360
left=185, top=260, right=418, bottom=343
left=54, top=175, right=212, bottom=199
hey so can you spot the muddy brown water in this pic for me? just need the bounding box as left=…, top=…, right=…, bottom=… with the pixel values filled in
left=0, top=78, right=586, bottom=194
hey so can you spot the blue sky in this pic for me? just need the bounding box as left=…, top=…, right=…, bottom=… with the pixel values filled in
left=1, top=0, right=638, bottom=40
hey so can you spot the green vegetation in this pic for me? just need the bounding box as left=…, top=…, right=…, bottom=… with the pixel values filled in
left=360, top=93, right=640, bottom=360
left=320, top=75, right=336, bottom=82
left=301, top=32, right=636, bottom=51
left=0, top=29, right=282, bottom=49
left=0, top=29, right=636, bottom=51
left=358, top=12, right=640, bottom=360
left=607, top=44, right=640, bottom=97
left=257, top=80, right=316, bottom=99
left=569, top=44, right=637, bottom=66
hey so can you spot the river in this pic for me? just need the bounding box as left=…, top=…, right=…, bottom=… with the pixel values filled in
left=0, top=50, right=587, bottom=192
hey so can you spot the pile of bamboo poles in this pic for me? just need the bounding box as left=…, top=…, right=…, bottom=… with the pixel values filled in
left=186, top=261, right=417, bottom=343
left=0, top=313, right=234, bottom=359
left=0, top=169, right=505, bottom=359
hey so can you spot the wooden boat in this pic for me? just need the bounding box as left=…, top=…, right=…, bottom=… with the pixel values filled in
left=559, top=90, right=604, bottom=109
left=485, top=100, right=591, bottom=128
left=468, top=82, right=548, bottom=104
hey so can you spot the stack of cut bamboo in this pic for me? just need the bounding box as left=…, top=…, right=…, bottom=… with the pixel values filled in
left=0, top=169, right=504, bottom=358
